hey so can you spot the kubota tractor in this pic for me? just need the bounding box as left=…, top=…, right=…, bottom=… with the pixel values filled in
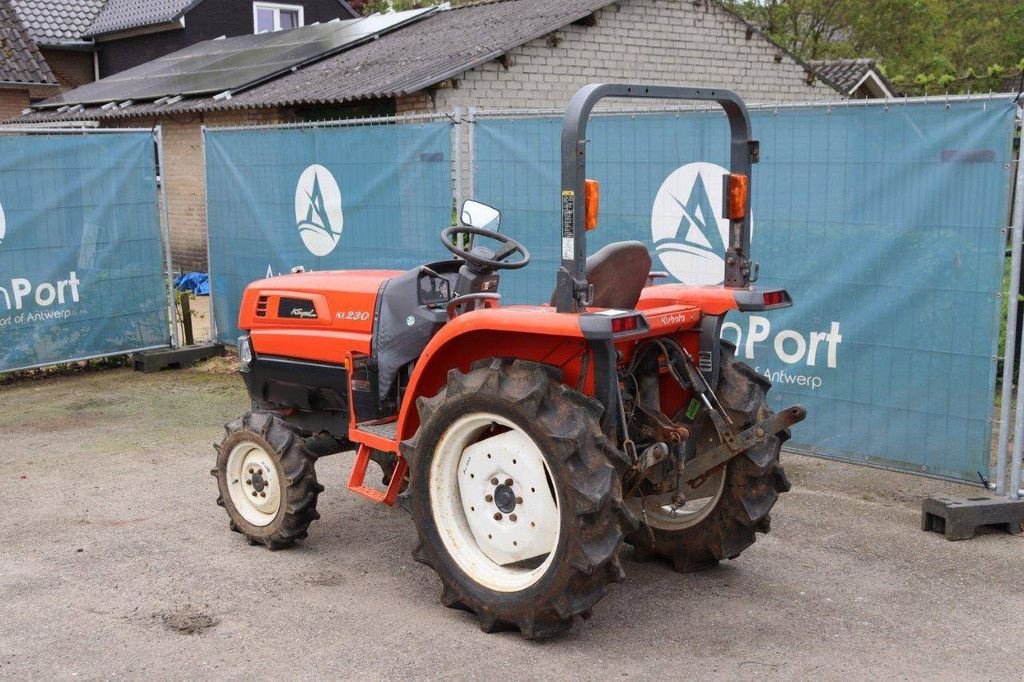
left=213, top=84, right=806, bottom=639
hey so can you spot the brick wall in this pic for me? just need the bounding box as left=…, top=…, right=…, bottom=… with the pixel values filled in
left=40, top=48, right=95, bottom=90
left=399, top=0, right=836, bottom=115
left=0, top=89, right=30, bottom=121
left=109, top=108, right=280, bottom=272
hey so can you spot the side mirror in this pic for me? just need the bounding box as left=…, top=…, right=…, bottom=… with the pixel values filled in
left=461, top=200, right=500, bottom=231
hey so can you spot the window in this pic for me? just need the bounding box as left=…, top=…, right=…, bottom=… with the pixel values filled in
left=253, top=2, right=304, bottom=33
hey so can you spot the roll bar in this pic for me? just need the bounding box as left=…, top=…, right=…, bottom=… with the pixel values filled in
left=554, top=83, right=760, bottom=313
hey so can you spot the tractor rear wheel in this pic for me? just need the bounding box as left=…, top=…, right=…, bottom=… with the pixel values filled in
left=213, top=411, right=323, bottom=550
left=625, top=341, right=791, bottom=572
left=403, top=359, right=636, bottom=639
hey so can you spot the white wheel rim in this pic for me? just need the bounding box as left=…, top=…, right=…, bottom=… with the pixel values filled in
left=429, top=412, right=561, bottom=593
left=226, top=442, right=282, bottom=527
left=626, top=467, right=726, bottom=531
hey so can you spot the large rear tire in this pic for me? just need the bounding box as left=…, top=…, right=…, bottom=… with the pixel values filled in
left=402, top=359, right=637, bottom=639
left=625, top=341, right=791, bottom=572
left=213, top=411, right=324, bottom=550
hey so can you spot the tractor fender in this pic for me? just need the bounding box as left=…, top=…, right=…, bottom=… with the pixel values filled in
left=395, top=306, right=588, bottom=442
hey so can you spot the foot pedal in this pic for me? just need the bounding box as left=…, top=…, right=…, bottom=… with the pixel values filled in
left=348, top=444, right=407, bottom=506
left=921, top=495, right=1024, bottom=541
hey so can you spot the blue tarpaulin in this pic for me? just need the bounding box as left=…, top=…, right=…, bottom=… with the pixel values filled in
left=174, top=272, right=210, bottom=295
left=0, top=131, right=170, bottom=372
left=204, top=121, right=453, bottom=342
left=201, top=102, right=1017, bottom=481
left=472, top=102, right=1018, bottom=481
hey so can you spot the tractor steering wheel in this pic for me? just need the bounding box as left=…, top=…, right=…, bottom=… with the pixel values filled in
left=440, top=226, right=530, bottom=272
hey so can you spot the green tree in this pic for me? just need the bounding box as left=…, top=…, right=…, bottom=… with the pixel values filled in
left=723, top=0, right=1024, bottom=94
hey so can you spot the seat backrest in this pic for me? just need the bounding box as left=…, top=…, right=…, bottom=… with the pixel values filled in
left=550, top=241, right=652, bottom=309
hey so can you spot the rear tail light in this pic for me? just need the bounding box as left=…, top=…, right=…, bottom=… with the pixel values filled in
left=611, top=315, right=641, bottom=334
left=255, top=295, right=268, bottom=318
left=735, top=289, right=792, bottom=311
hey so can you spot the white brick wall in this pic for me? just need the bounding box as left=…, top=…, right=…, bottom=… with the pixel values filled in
left=399, top=0, right=836, bottom=115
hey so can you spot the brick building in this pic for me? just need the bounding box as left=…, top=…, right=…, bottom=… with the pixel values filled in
left=0, top=0, right=57, bottom=119
left=7, top=0, right=359, bottom=101
left=84, top=0, right=357, bottom=76
left=10, top=0, right=104, bottom=94
left=14, top=0, right=845, bottom=271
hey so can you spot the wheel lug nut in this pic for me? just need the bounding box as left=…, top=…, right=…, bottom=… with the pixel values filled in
left=504, top=478, right=513, bottom=486
left=248, top=468, right=254, bottom=474
left=260, top=492, right=266, bottom=498
left=485, top=494, right=493, bottom=503
left=251, top=491, right=258, bottom=497
left=516, top=497, right=523, bottom=504
left=490, top=478, right=498, bottom=485
left=509, top=514, right=517, bottom=522
left=494, top=512, right=502, bottom=521
left=245, top=479, right=252, bottom=485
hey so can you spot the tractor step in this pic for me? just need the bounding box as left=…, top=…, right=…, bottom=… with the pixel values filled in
left=347, top=444, right=407, bottom=506
left=350, top=419, right=399, bottom=452
left=921, top=495, right=1024, bottom=541
left=355, top=420, right=398, bottom=440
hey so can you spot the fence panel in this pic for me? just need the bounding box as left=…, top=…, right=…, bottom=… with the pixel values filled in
left=204, top=118, right=453, bottom=343
left=473, top=100, right=1018, bottom=481
left=0, top=130, right=171, bottom=372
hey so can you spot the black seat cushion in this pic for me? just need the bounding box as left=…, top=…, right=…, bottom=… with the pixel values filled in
left=551, top=241, right=652, bottom=309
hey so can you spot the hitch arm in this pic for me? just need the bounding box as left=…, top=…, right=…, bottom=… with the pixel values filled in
left=682, top=405, right=807, bottom=487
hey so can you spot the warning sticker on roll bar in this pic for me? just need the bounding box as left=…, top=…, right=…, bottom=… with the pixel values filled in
left=561, top=190, right=575, bottom=260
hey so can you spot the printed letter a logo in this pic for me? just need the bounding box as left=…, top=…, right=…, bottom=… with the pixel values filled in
left=651, top=162, right=753, bottom=285
left=295, top=164, right=343, bottom=257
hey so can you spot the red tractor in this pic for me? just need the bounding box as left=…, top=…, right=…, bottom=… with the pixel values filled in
left=213, top=84, right=805, bottom=638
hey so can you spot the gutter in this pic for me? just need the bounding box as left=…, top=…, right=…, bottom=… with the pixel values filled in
left=0, top=80, right=59, bottom=90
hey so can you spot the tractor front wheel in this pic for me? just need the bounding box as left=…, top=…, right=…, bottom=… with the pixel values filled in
left=403, top=359, right=636, bottom=639
left=213, top=411, right=323, bottom=550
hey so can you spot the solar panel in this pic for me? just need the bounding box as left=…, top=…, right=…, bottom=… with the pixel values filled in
left=38, top=8, right=437, bottom=108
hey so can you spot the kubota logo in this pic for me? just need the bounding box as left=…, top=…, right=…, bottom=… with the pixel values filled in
left=651, top=162, right=753, bottom=286
left=295, top=164, right=343, bottom=257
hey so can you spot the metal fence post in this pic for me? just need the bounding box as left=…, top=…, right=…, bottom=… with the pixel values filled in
left=995, top=124, right=1024, bottom=494
left=1007, top=109, right=1024, bottom=499
left=466, top=107, right=476, bottom=202
left=452, top=106, right=463, bottom=213
left=155, top=125, right=181, bottom=349
left=200, top=125, right=219, bottom=344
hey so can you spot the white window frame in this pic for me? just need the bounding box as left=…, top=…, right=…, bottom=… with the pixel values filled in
left=253, top=2, right=304, bottom=33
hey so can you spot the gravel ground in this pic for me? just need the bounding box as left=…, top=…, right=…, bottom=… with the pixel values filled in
left=1, top=365, right=1021, bottom=680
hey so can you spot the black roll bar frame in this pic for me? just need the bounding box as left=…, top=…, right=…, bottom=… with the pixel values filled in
left=554, top=83, right=760, bottom=313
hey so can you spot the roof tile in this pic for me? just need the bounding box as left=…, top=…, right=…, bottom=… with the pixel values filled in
left=0, top=0, right=57, bottom=85
left=808, top=58, right=887, bottom=94
left=84, top=0, right=196, bottom=37
left=10, top=0, right=105, bottom=45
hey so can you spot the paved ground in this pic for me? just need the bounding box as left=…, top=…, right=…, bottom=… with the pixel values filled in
left=1, top=365, right=1021, bottom=680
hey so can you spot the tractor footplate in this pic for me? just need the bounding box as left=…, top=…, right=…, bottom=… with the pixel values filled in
left=682, top=405, right=806, bottom=486
left=348, top=444, right=407, bottom=506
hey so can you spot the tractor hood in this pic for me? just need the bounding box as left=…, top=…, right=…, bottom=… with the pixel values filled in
left=238, top=269, right=402, bottom=338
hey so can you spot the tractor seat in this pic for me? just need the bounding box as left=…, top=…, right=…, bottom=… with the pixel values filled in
left=551, top=240, right=652, bottom=310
